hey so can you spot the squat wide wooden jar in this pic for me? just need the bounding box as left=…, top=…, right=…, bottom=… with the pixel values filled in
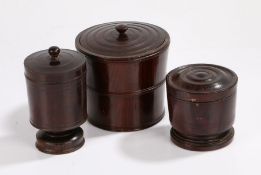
left=24, top=46, right=87, bottom=154
left=76, top=21, right=170, bottom=131
left=166, top=64, right=238, bottom=151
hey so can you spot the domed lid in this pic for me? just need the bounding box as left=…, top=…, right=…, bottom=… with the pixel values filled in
left=24, top=46, right=86, bottom=83
left=75, top=21, right=170, bottom=61
left=166, top=64, right=238, bottom=102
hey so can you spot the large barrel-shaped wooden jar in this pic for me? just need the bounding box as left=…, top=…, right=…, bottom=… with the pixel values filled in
left=76, top=22, right=170, bottom=131
left=166, top=64, right=238, bottom=151
left=24, top=46, right=87, bottom=154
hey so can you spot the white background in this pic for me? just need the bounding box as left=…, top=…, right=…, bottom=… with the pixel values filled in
left=0, top=0, right=260, bottom=174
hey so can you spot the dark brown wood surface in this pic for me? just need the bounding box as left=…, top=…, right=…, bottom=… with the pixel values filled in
left=85, top=49, right=168, bottom=131
left=166, top=64, right=238, bottom=151
left=24, top=46, right=87, bottom=154
left=76, top=21, right=170, bottom=131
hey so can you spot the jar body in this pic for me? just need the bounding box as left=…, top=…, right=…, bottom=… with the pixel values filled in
left=167, top=90, right=236, bottom=136
left=167, top=86, right=237, bottom=151
left=85, top=49, right=168, bottom=131
left=25, top=75, right=87, bottom=132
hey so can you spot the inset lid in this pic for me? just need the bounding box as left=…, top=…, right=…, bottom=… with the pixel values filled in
left=166, top=64, right=238, bottom=102
left=75, top=21, right=170, bottom=61
left=24, top=46, right=86, bottom=83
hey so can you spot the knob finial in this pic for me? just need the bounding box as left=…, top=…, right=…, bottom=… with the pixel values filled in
left=115, top=24, right=128, bottom=35
left=48, top=46, right=60, bottom=65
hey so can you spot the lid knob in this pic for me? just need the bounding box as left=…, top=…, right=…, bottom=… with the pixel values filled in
left=48, top=46, right=60, bottom=65
left=115, top=24, right=128, bottom=34
left=115, top=24, right=128, bottom=40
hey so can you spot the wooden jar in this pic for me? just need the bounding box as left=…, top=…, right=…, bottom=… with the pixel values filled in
left=24, top=46, right=87, bottom=154
left=75, top=22, right=170, bottom=131
left=166, top=64, right=238, bottom=151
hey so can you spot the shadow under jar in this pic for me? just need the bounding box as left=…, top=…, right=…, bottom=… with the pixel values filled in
left=166, top=64, right=238, bottom=151
left=75, top=21, right=170, bottom=131
left=24, top=46, right=87, bottom=154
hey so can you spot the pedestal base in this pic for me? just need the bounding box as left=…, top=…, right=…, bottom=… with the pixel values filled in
left=36, top=127, right=85, bottom=154
left=170, top=127, right=234, bottom=151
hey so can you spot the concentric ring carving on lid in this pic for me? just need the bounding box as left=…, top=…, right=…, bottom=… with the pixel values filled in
left=75, top=21, right=170, bottom=61
left=167, top=64, right=238, bottom=102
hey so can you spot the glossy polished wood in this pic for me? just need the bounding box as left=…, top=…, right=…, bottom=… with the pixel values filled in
left=166, top=64, right=238, bottom=151
left=36, top=128, right=84, bottom=154
left=24, top=46, right=87, bottom=154
left=86, top=49, right=168, bottom=131
left=76, top=21, right=170, bottom=131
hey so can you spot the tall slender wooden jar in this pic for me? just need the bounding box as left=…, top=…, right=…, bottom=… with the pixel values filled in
left=24, top=46, right=87, bottom=154
left=75, top=22, right=170, bottom=131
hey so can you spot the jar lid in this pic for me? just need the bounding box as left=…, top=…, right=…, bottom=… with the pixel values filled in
left=166, top=64, right=238, bottom=102
left=75, top=21, right=170, bottom=61
left=24, top=46, right=86, bottom=83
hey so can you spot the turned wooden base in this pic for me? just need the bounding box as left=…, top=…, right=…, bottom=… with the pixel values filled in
left=170, top=127, right=234, bottom=151
left=36, top=127, right=85, bottom=154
